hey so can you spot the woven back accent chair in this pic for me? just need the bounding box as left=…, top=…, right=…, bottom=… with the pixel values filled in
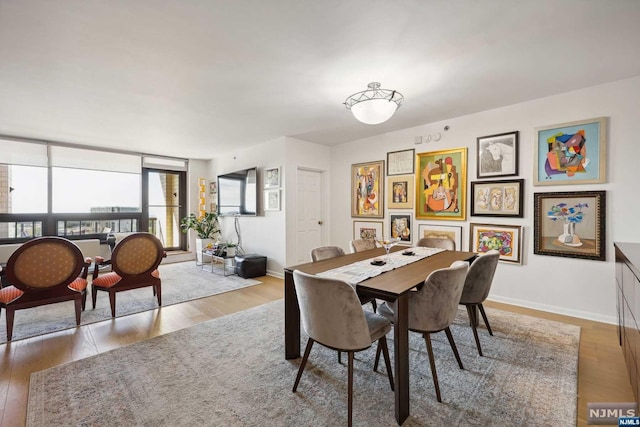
left=0, top=237, right=91, bottom=341
left=459, top=250, right=500, bottom=356
left=416, top=237, right=456, bottom=251
left=377, top=261, right=469, bottom=403
left=348, top=238, right=377, bottom=253
left=292, top=270, right=394, bottom=427
left=91, top=232, right=166, bottom=317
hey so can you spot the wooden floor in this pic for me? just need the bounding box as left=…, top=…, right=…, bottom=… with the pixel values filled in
left=0, top=276, right=632, bottom=426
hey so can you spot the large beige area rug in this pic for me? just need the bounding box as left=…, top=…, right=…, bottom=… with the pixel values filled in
left=27, top=300, right=579, bottom=426
left=0, top=261, right=260, bottom=344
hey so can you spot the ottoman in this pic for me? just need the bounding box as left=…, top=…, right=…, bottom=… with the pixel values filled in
left=234, top=254, right=267, bottom=278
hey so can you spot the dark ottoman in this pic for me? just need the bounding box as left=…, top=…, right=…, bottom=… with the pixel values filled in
left=234, top=254, right=267, bottom=278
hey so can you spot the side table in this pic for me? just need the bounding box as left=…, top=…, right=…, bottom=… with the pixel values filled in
left=202, top=250, right=236, bottom=276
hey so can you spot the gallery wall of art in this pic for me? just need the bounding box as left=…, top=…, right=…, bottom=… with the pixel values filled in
left=329, top=75, right=640, bottom=323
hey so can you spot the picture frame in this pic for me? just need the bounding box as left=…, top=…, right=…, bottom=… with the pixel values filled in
left=469, top=223, right=523, bottom=264
left=353, top=220, right=383, bottom=240
left=387, top=148, right=415, bottom=175
left=533, top=191, right=606, bottom=261
left=476, top=131, right=519, bottom=178
left=264, top=189, right=280, bottom=211
left=470, top=179, right=524, bottom=217
left=415, top=147, right=467, bottom=221
left=264, top=167, right=281, bottom=189
left=352, top=160, right=384, bottom=218
left=534, top=117, right=607, bottom=186
left=386, top=174, right=414, bottom=209
left=209, top=181, right=217, bottom=194
left=416, top=223, right=463, bottom=251
left=390, top=213, right=412, bottom=245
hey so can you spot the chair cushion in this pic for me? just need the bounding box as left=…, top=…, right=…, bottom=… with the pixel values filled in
left=68, top=277, right=88, bottom=292
left=0, top=285, right=24, bottom=305
left=151, top=269, right=160, bottom=279
left=365, top=310, right=392, bottom=342
left=92, top=272, right=122, bottom=289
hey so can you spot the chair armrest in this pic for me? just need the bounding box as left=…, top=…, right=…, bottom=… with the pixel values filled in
left=80, top=257, right=92, bottom=279
left=163, top=251, right=167, bottom=258
left=92, top=256, right=112, bottom=278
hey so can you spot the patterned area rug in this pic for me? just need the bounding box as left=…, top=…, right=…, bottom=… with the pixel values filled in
left=27, top=300, right=579, bottom=426
left=0, top=261, right=260, bottom=343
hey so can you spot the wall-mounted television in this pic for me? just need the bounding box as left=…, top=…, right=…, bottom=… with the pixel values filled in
left=217, top=167, right=258, bottom=216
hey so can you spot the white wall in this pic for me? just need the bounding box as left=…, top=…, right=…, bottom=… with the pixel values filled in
left=330, top=75, right=640, bottom=324
left=210, top=138, right=287, bottom=276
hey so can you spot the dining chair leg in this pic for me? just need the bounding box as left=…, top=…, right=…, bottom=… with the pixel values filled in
left=379, top=336, right=394, bottom=391
left=478, top=304, right=493, bottom=336
left=6, top=308, right=15, bottom=341
left=92, top=287, right=98, bottom=309
left=155, top=284, right=162, bottom=306
left=74, top=298, right=82, bottom=325
left=423, top=333, right=442, bottom=403
left=348, top=351, right=354, bottom=427
left=444, top=327, right=464, bottom=370
left=293, top=338, right=315, bottom=392
left=108, top=291, right=117, bottom=317
left=81, top=291, right=87, bottom=311
left=373, top=343, right=382, bottom=372
left=466, top=305, right=483, bottom=356
left=338, top=351, right=342, bottom=364
left=370, top=299, right=377, bottom=313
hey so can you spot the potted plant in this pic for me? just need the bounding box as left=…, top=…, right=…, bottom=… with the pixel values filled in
left=180, top=212, right=220, bottom=264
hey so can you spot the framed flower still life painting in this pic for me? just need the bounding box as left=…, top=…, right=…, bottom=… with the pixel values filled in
left=352, top=160, right=384, bottom=218
left=415, top=148, right=467, bottom=221
left=533, top=191, right=606, bottom=261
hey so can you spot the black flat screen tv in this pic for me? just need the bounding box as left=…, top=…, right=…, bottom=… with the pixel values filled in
left=217, top=167, right=258, bottom=216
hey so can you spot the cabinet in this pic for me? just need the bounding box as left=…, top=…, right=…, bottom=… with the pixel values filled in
left=615, top=242, right=640, bottom=403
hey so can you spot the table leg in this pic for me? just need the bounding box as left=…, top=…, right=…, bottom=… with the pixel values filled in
left=284, top=270, right=301, bottom=359
left=393, top=293, right=410, bottom=425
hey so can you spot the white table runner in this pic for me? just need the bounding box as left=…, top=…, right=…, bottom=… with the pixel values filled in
left=317, top=246, right=446, bottom=286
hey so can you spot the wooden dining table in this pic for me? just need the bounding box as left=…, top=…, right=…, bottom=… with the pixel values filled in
left=284, top=247, right=476, bottom=425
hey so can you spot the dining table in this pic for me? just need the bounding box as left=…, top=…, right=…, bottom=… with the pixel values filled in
left=284, top=246, right=477, bottom=425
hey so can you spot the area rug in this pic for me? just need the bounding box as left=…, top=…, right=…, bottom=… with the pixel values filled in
left=0, top=261, right=261, bottom=343
left=27, top=300, right=579, bottom=426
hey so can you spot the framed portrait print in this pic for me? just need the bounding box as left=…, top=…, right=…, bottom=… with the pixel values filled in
left=415, top=147, right=467, bottom=221
left=264, top=189, right=280, bottom=211
left=469, top=223, right=523, bottom=264
left=416, top=223, right=463, bottom=251
left=390, top=213, right=412, bottom=245
left=533, top=191, right=606, bottom=261
left=477, top=131, right=519, bottom=178
left=264, top=167, right=281, bottom=189
left=353, top=220, right=383, bottom=240
left=387, top=148, right=415, bottom=175
left=387, top=174, right=414, bottom=209
left=534, top=117, right=607, bottom=186
left=470, top=179, right=524, bottom=217
left=352, top=160, right=384, bottom=218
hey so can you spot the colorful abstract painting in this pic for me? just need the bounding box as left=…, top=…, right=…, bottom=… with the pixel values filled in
left=415, top=148, right=467, bottom=220
left=352, top=161, right=384, bottom=218
left=470, top=223, right=522, bottom=264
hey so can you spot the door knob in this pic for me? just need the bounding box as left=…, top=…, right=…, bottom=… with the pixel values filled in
left=318, top=221, right=323, bottom=225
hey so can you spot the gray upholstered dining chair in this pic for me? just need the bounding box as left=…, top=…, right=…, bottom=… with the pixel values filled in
left=292, top=270, right=394, bottom=427
left=416, top=237, right=456, bottom=251
left=310, top=245, right=345, bottom=261
left=349, top=238, right=377, bottom=253
left=376, top=261, right=469, bottom=402
left=459, top=250, right=500, bottom=356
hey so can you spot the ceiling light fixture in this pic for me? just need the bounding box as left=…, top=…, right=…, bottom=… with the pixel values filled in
left=344, top=82, right=404, bottom=125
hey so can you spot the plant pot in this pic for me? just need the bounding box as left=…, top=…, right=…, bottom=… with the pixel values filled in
left=195, top=238, right=215, bottom=265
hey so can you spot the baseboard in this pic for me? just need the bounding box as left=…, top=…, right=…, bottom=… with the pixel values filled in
left=488, top=295, right=617, bottom=325
left=267, top=269, right=284, bottom=279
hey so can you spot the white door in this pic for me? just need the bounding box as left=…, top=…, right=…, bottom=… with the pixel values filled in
left=295, top=168, right=324, bottom=263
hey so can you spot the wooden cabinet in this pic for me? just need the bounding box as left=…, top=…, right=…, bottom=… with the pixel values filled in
left=616, top=242, right=640, bottom=403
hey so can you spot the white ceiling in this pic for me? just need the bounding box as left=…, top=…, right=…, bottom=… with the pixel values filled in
left=1, top=0, right=640, bottom=159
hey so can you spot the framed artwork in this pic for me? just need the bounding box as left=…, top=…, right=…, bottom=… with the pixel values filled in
left=416, top=223, right=463, bottom=251
left=209, top=181, right=217, bottom=194
left=533, top=191, right=606, bottom=261
left=264, top=189, right=280, bottom=211
left=415, top=147, right=467, bottom=221
left=390, top=213, right=412, bottom=245
left=387, top=174, right=414, bottom=209
left=264, top=167, right=281, bottom=189
left=470, top=223, right=523, bottom=264
left=353, top=220, right=383, bottom=240
left=470, top=179, right=524, bottom=218
left=387, top=148, right=415, bottom=175
left=534, top=117, right=607, bottom=186
left=352, top=160, right=384, bottom=218
left=477, top=131, right=519, bottom=178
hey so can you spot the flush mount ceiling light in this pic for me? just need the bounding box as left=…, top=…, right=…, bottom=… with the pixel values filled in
left=344, top=82, right=404, bottom=125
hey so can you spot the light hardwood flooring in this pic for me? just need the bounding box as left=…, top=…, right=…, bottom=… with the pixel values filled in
left=0, top=276, right=632, bottom=426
